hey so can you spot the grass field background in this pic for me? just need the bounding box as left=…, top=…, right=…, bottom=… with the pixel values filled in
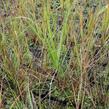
left=0, top=0, right=109, bottom=109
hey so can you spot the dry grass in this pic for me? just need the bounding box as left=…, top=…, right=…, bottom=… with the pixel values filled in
left=0, top=0, right=109, bottom=109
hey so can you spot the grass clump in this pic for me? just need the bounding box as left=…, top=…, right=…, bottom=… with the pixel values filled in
left=0, top=0, right=109, bottom=109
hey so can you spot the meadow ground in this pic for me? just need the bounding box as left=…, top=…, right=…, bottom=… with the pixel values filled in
left=0, top=0, right=109, bottom=109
